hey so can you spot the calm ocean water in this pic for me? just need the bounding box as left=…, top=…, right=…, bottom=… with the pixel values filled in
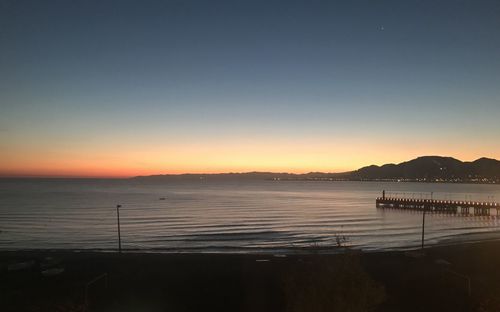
left=0, top=179, right=499, bottom=253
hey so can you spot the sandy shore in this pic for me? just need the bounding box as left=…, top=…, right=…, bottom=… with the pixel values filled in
left=2, top=241, right=500, bottom=311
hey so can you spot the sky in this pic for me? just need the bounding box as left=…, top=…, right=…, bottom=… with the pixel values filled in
left=1, top=0, right=499, bottom=177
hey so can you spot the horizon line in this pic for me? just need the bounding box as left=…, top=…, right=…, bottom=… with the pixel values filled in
left=1, top=155, right=497, bottom=179
left=0, top=170, right=345, bottom=179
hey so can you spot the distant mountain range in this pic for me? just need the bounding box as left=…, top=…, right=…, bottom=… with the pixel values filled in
left=350, top=156, right=500, bottom=182
left=133, top=156, right=500, bottom=183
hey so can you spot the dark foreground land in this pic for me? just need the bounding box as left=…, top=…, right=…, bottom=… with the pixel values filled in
left=2, top=241, right=500, bottom=312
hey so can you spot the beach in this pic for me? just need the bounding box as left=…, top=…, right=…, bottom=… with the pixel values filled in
left=2, top=240, right=500, bottom=311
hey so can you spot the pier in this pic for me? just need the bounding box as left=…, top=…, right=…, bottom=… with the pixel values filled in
left=376, top=191, right=500, bottom=216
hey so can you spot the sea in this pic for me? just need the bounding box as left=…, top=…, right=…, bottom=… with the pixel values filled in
left=0, top=179, right=499, bottom=253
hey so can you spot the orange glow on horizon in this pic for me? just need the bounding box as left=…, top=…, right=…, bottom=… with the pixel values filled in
left=1, top=136, right=498, bottom=178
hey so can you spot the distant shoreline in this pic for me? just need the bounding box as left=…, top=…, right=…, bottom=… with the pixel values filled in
left=0, top=177, right=499, bottom=185
left=267, top=178, right=499, bottom=185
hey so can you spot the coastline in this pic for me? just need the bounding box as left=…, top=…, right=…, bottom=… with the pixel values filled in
left=3, top=228, right=500, bottom=255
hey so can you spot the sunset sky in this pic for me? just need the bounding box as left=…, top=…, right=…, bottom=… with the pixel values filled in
left=1, top=0, right=499, bottom=177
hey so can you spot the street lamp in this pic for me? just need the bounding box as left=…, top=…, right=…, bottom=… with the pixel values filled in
left=116, top=204, right=122, bottom=253
left=421, top=192, right=434, bottom=250
left=421, top=208, right=426, bottom=250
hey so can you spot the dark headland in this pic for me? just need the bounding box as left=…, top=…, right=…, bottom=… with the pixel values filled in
left=133, top=156, right=500, bottom=183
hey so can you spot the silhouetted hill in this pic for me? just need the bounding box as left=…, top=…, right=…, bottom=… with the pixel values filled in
left=351, top=156, right=500, bottom=182
left=132, top=156, right=500, bottom=183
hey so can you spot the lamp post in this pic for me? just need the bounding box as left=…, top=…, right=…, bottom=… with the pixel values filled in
left=116, top=204, right=122, bottom=253
left=421, top=208, right=426, bottom=250
left=421, top=192, right=432, bottom=251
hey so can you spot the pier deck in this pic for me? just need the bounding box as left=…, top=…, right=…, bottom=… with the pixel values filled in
left=376, top=192, right=500, bottom=216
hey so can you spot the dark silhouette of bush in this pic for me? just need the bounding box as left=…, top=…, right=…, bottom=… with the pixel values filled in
left=281, top=253, right=385, bottom=312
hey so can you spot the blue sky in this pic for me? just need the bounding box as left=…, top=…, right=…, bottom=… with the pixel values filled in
left=1, top=0, right=499, bottom=176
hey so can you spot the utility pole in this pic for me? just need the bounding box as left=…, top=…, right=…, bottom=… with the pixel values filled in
left=422, top=192, right=432, bottom=250
left=116, top=204, right=122, bottom=253
left=421, top=208, right=426, bottom=250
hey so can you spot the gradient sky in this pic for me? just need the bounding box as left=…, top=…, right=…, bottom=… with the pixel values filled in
left=1, top=0, right=499, bottom=177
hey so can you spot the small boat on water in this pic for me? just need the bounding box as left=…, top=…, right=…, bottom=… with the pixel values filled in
left=159, top=197, right=166, bottom=200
